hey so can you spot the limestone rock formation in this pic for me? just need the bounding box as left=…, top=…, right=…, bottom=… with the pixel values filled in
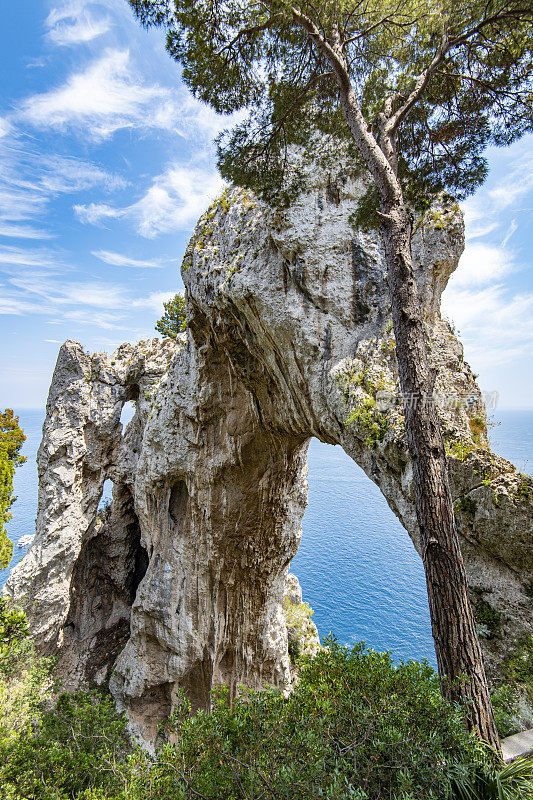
left=5, top=170, right=532, bottom=746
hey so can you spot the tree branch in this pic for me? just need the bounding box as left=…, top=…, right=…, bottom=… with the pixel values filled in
left=288, top=6, right=352, bottom=94
left=216, top=15, right=283, bottom=55
left=383, top=5, right=532, bottom=138
left=384, top=26, right=450, bottom=136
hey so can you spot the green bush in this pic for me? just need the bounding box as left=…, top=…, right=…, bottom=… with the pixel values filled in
left=1, top=602, right=530, bottom=800
left=126, top=639, right=486, bottom=800
left=0, top=410, right=26, bottom=569
left=0, top=599, right=130, bottom=799
left=155, top=294, right=187, bottom=340
left=0, top=691, right=130, bottom=800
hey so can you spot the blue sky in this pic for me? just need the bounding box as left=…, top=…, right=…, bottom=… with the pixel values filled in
left=1, top=0, right=532, bottom=409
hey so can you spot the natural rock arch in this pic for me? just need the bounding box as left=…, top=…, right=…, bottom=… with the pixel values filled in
left=5, top=171, right=532, bottom=745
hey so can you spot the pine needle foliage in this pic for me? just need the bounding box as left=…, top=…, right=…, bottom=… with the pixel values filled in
left=155, top=293, right=187, bottom=340
left=128, top=0, right=533, bottom=210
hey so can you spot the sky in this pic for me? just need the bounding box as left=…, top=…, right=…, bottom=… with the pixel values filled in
left=0, top=0, right=532, bottom=409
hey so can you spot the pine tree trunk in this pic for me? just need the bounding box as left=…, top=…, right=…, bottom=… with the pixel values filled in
left=380, top=202, right=501, bottom=754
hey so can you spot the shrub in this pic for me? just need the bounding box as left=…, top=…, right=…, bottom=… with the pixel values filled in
left=0, top=599, right=129, bottom=800
left=0, top=410, right=26, bottom=569
left=126, top=639, right=485, bottom=800
left=0, top=691, right=130, bottom=800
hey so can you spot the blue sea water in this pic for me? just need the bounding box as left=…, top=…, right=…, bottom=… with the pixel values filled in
left=1, top=408, right=531, bottom=666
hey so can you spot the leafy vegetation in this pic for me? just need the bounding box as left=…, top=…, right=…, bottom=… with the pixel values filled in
left=0, top=410, right=25, bottom=569
left=0, top=598, right=130, bottom=800
left=452, top=755, right=533, bottom=800
left=516, top=474, right=531, bottom=503
left=155, top=294, right=187, bottom=340
left=500, top=635, right=533, bottom=708
left=1, top=598, right=532, bottom=799
left=124, top=639, right=504, bottom=800
left=335, top=364, right=395, bottom=448
left=468, top=415, right=487, bottom=447
left=283, top=598, right=318, bottom=663
left=445, top=439, right=477, bottom=462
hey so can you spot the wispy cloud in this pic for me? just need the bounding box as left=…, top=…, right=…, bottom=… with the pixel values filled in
left=45, top=0, right=115, bottom=45
left=132, top=290, right=175, bottom=315
left=47, top=11, right=111, bottom=47
left=76, top=164, right=225, bottom=237
left=0, top=125, right=126, bottom=238
left=39, top=155, right=127, bottom=193
left=0, top=257, right=174, bottom=332
left=92, top=250, right=166, bottom=268
left=442, top=284, right=533, bottom=368
left=0, top=245, right=64, bottom=270
left=442, top=237, right=532, bottom=369
left=487, top=154, right=533, bottom=211
left=18, top=49, right=175, bottom=141
left=0, top=289, right=46, bottom=316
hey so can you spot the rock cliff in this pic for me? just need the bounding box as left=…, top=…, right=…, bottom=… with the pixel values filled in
left=5, top=170, right=532, bottom=745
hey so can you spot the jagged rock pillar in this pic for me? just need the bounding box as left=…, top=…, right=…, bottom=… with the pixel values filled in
left=112, top=323, right=310, bottom=743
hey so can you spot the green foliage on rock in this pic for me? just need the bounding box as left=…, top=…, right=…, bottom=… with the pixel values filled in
left=122, top=639, right=496, bottom=800
left=501, top=635, right=533, bottom=707
left=155, top=294, right=187, bottom=340
left=0, top=410, right=26, bottom=570
left=0, top=599, right=130, bottom=800
left=0, top=611, right=531, bottom=799
left=283, top=598, right=318, bottom=662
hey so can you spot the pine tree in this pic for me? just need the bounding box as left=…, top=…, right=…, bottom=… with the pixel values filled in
left=155, top=293, right=187, bottom=340
left=128, top=0, right=533, bottom=753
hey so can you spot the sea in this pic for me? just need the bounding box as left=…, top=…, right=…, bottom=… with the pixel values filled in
left=1, top=408, right=531, bottom=667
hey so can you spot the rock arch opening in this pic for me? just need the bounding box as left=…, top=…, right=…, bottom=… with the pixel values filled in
left=292, top=438, right=435, bottom=664
left=120, top=399, right=137, bottom=430
left=59, top=479, right=148, bottom=690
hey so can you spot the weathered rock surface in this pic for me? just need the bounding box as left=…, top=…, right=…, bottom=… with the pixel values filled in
left=5, top=172, right=532, bottom=745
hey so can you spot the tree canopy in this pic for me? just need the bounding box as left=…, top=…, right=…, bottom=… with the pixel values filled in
left=129, top=0, right=533, bottom=209
left=155, top=293, right=187, bottom=340
left=0, top=410, right=25, bottom=570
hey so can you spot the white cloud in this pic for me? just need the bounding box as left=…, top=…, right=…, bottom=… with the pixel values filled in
left=0, top=117, right=11, bottom=138
left=488, top=156, right=533, bottom=211
left=18, top=49, right=171, bottom=141
left=76, top=164, right=225, bottom=237
left=0, top=291, right=46, bottom=315
left=92, top=250, right=166, bottom=268
left=501, top=219, right=518, bottom=248
left=39, top=155, right=127, bottom=193
left=0, top=245, right=64, bottom=270
left=61, top=308, right=126, bottom=329
left=132, top=291, right=175, bottom=315
left=1, top=260, right=177, bottom=332
left=0, top=124, right=126, bottom=239
left=451, top=242, right=514, bottom=288
left=0, top=223, right=53, bottom=239
left=442, top=284, right=533, bottom=368
left=73, top=201, right=124, bottom=226
left=46, top=0, right=115, bottom=46
left=47, top=11, right=111, bottom=46
left=9, top=272, right=129, bottom=309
